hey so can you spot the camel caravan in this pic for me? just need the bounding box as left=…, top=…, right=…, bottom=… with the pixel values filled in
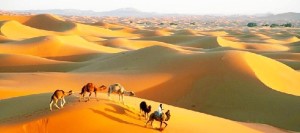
left=49, top=83, right=171, bottom=130
left=49, top=83, right=135, bottom=110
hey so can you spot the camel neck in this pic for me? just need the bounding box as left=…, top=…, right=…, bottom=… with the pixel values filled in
left=123, top=91, right=131, bottom=95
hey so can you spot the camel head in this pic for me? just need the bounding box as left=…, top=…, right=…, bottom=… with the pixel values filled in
left=165, top=110, right=171, bottom=121
left=148, top=105, right=152, bottom=111
left=67, top=90, right=73, bottom=96
left=129, top=91, right=135, bottom=96
left=99, top=85, right=107, bottom=91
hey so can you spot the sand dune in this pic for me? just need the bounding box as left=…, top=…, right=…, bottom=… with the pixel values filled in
left=0, top=53, right=80, bottom=72
left=93, top=21, right=129, bottom=30
left=0, top=15, right=30, bottom=23
left=24, top=14, right=76, bottom=32
left=0, top=20, right=56, bottom=40
left=200, top=31, right=228, bottom=36
left=100, top=38, right=196, bottom=51
left=0, top=93, right=287, bottom=133
left=243, top=52, right=300, bottom=95
left=263, top=52, right=300, bottom=61
left=135, top=29, right=173, bottom=37
left=173, top=29, right=199, bottom=35
left=71, top=48, right=300, bottom=131
left=217, top=37, right=290, bottom=51
left=177, top=36, right=220, bottom=49
left=0, top=35, right=124, bottom=59
left=0, top=13, right=300, bottom=132
left=74, top=23, right=139, bottom=38
left=0, top=34, right=12, bottom=42
left=0, top=53, right=70, bottom=66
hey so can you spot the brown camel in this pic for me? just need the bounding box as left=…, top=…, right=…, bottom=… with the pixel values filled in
left=79, top=83, right=107, bottom=102
left=108, top=83, right=135, bottom=103
left=50, top=90, right=73, bottom=111
left=145, top=110, right=171, bottom=130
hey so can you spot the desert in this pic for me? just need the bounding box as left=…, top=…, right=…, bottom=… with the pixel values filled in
left=0, top=7, right=300, bottom=133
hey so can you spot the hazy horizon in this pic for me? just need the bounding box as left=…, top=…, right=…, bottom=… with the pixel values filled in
left=0, top=0, right=299, bottom=15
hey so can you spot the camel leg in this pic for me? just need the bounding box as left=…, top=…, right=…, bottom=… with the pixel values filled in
left=54, top=99, right=60, bottom=109
left=79, top=92, right=85, bottom=102
left=95, top=92, right=99, bottom=101
left=160, top=121, right=163, bottom=129
left=60, top=99, right=63, bottom=108
left=140, top=110, right=145, bottom=118
left=50, top=100, right=54, bottom=111
left=62, top=97, right=66, bottom=107
left=108, top=92, right=111, bottom=100
left=120, top=94, right=124, bottom=104
left=163, top=122, right=168, bottom=128
left=145, top=113, right=148, bottom=120
left=79, top=94, right=82, bottom=102
left=108, top=88, right=112, bottom=100
left=82, top=93, right=86, bottom=101
left=88, top=92, right=92, bottom=101
left=145, top=120, right=151, bottom=127
left=151, top=120, right=154, bottom=128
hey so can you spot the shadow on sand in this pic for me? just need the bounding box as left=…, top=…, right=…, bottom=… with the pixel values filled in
left=104, top=103, right=138, bottom=118
left=89, top=108, right=144, bottom=128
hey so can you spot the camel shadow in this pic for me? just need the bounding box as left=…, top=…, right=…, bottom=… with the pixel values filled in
left=89, top=108, right=144, bottom=128
left=104, top=103, right=140, bottom=121
left=105, top=103, right=135, bottom=114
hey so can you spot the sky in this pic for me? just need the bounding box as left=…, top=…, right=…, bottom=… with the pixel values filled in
left=0, top=0, right=299, bottom=15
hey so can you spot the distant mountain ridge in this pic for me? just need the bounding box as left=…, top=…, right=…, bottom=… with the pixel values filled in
left=15, top=8, right=167, bottom=17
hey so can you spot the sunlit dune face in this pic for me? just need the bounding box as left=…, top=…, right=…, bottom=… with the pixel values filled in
left=243, top=52, right=300, bottom=95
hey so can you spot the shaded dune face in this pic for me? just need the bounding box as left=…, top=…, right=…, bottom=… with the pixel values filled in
left=0, top=13, right=300, bottom=132
left=23, top=14, right=77, bottom=32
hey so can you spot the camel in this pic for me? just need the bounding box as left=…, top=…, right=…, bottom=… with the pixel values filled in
left=50, top=90, right=73, bottom=111
left=107, top=83, right=135, bottom=103
left=145, top=110, right=171, bottom=130
left=140, top=101, right=152, bottom=120
left=79, top=83, right=107, bottom=102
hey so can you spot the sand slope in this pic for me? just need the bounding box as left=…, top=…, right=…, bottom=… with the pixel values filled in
left=0, top=93, right=287, bottom=133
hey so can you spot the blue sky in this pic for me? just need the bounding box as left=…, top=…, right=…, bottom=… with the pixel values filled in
left=0, top=0, right=299, bottom=15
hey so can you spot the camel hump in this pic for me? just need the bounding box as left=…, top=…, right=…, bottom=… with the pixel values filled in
left=87, top=83, right=94, bottom=87
left=54, top=89, right=64, bottom=94
left=55, top=89, right=63, bottom=92
left=110, top=83, right=121, bottom=89
left=114, top=83, right=121, bottom=86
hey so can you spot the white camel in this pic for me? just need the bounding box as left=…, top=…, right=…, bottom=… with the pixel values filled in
left=50, top=90, right=73, bottom=111
left=108, top=83, right=135, bottom=103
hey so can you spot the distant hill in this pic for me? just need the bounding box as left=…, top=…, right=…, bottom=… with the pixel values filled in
left=16, top=8, right=165, bottom=17
left=21, top=9, right=100, bottom=16
left=98, top=8, right=162, bottom=17
left=262, top=12, right=300, bottom=20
